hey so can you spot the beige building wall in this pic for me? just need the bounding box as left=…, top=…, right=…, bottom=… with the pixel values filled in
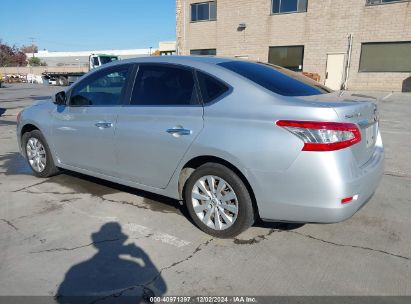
left=176, top=0, right=411, bottom=91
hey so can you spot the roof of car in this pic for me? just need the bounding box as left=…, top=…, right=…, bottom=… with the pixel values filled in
left=110, top=55, right=234, bottom=66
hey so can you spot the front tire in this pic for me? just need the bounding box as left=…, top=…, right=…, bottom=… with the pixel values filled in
left=22, top=130, right=59, bottom=178
left=184, top=163, right=255, bottom=238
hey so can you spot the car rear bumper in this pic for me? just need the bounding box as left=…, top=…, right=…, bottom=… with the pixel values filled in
left=251, top=139, right=384, bottom=223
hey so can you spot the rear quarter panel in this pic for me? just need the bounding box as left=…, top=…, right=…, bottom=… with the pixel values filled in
left=167, top=73, right=340, bottom=201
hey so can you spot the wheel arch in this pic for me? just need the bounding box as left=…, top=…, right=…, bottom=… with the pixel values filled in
left=20, top=123, right=40, bottom=138
left=178, top=155, right=260, bottom=219
left=19, top=123, right=49, bottom=155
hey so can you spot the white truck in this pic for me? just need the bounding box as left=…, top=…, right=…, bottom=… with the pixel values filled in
left=42, top=54, right=119, bottom=86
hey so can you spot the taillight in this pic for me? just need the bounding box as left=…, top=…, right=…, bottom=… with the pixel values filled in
left=276, top=120, right=361, bottom=152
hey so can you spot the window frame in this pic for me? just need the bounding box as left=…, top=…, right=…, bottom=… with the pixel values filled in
left=67, top=64, right=133, bottom=107
left=194, top=69, right=233, bottom=106
left=365, top=0, right=411, bottom=6
left=125, top=63, right=203, bottom=107
left=271, top=0, right=308, bottom=15
left=358, top=41, right=411, bottom=73
left=190, top=49, right=217, bottom=56
left=191, top=1, right=217, bottom=22
left=268, top=45, right=305, bottom=72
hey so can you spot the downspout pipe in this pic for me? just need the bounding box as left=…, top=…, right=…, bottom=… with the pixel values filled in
left=343, top=34, right=353, bottom=90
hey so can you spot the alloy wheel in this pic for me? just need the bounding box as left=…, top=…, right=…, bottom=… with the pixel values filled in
left=191, top=175, right=239, bottom=230
left=26, top=137, right=47, bottom=173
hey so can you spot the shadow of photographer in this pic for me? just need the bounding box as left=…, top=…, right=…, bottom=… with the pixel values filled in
left=56, top=222, right=166, bottom=303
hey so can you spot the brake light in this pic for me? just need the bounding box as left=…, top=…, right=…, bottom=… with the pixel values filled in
left=276, top=120, right=361, bottom=151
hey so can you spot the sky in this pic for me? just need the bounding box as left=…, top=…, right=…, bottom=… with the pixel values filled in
left=0, top=0, right=176, bottom=51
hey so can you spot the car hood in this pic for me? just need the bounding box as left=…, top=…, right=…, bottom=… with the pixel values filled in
left=32, top=99, right=53, bottom=107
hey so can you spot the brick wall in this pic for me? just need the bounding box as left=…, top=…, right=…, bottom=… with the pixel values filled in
left=176, top=0, right=411, bottom=91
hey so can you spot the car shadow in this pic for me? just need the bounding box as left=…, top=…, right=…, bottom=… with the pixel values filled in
left=0, top=119, right=17, bottom=126
left=1, top=152, right=303, bottom=231
left=0, top=152, right=33, bottom=175
left=55, top=222, right=167, bottom=303
left=0, top=152, right=191, bottom=218
left=254, top=220, right=305, bottom=230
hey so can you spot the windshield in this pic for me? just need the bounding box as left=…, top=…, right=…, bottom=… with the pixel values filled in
left=99, top=56, right=118, bottom=65
left=218, top=60, right=332, bottom=97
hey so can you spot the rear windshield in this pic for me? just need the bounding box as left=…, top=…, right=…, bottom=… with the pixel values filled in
left=218, top=61, right=332, bottom=96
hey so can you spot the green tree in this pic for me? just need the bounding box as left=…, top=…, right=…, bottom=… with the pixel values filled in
left=28, top=56, right=41, bottom=66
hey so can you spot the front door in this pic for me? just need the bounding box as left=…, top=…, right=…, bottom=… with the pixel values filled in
left=115, top=63, right=204, bottom=189
left=325, top=53, right=345, bottom=90
left=50, top=64, right=131, bottom=176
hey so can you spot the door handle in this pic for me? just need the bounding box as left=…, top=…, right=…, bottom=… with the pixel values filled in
left=166, top=128, right=192, bottom=136
left=95, top=121, right=113, bottom=129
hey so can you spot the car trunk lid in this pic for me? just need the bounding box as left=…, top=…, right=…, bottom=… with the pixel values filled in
left=297, top=91, right=379, bottom=166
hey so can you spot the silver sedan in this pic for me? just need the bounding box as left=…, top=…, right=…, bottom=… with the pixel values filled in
left=16, top=56, right=384, bottom=237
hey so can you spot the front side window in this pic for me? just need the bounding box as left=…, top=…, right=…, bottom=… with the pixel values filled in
left=366, top=0, right=409, bottom=5
left=130, top=65, right=199, bottom=106
left=190, top=49, right=217, bottom=56
left=197, top=71, right=229, bottom=104
left=272, top=0, right=308, bottom=14
left=268, top=46, right=304, bottom=72
left=70, top=66, right=130, bottom=106
left=218, top=61, right=332, bottom=97
left=191, top=1, right=217, bottom=22
left=359, top=42, right=411, bottom=72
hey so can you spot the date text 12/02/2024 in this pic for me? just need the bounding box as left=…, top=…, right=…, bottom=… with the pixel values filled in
left=149, top=296, right=257, bottom=303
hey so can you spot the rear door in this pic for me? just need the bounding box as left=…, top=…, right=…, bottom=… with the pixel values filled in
left=115, top=63, right=204, bottom=189
left=51, top=64, right=132, bottom=175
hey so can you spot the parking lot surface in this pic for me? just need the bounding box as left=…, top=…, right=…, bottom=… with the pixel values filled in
left=0, top=84, right=410, bottom=300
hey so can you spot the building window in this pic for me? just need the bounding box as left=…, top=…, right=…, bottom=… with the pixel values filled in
left=366, top=0, right=410, bottom=5
left=190, top=49, right=217, bottom=56
left=272, top=0, right=308, bottom=14
left=268, top=46, right=304, bottom=72
left=191, top=1, right=217, bottom=22
left=359, top=42, right=411, bottom=72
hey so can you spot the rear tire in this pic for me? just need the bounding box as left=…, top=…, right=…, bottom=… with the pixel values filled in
left=184, top=163, right=255, bottom=238
left=22, top=130, right=59, bottom=178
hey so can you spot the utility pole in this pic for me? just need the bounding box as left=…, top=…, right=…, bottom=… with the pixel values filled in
left=28, top=37, right=36, bottom=56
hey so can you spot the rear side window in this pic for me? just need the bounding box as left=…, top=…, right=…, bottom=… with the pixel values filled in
left=131, top=65, right=199, bottom=106
left=197, top=71, right=228, bottom=104
left=218, top=61, right=332, bottom=96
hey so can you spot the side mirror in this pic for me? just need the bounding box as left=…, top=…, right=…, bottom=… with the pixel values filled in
left=54, top=91, right=67, bottom=106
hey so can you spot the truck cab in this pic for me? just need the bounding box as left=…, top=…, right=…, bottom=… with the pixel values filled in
left=89, top=54, right=119, bottom=70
